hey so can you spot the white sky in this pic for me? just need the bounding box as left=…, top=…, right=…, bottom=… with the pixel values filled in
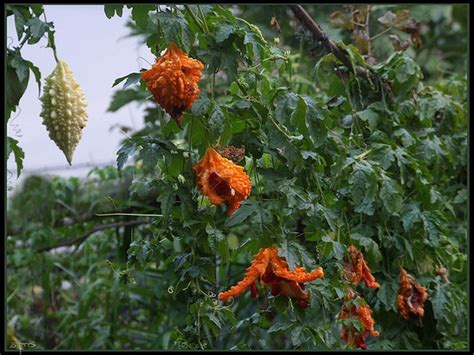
left=7, top=5, right=154, bottom=193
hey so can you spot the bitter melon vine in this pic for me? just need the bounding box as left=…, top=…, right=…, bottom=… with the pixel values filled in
left=6, top=4, right=467, bottom=352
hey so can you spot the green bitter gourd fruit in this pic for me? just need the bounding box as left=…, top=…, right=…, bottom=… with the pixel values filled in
left=40, top=60, right=88, bottom=165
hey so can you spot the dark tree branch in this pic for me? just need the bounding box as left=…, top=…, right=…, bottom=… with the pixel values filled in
left=37, top=219, right=149, bottom=253
left=289, top=4, right=373, bottom=82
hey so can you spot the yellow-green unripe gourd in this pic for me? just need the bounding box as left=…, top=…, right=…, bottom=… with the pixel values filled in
left=39, top=61, right=88, bottom=165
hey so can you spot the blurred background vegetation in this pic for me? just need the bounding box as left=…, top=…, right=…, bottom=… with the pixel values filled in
left=236, top=4, right=467, bottom=82
left=6, top=4, right=468, bottom=351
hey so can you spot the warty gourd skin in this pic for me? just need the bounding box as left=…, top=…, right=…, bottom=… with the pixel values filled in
left=40, top=60, right=88, bottom=165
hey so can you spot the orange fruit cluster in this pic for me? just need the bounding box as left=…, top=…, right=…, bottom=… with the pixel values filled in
left=397, top=267, right=428, bottom=320
left=139, top=44, right=431, bottom=350
left=218, top=247, right=324, bottom=308
left=344, top=245, right=380, bottom=289
left=339, top=247, right=380, bottom=349
left=338, top=288, right=380, bottom=350
left=141, top=43, right=204, bottom=125
left=193, top=147, right=252, bottom=217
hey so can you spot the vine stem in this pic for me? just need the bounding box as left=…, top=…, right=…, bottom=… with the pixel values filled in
left=184, top=5, right=206, bottom=34
left=211, top=71, right=216, bottom=100
left=37, top=219, right=148, bottom=252
left=370, top=26, right=393, bottom=42
left=43, top=11, right=59, bottom=63
left=354, top=149, right=372, bottom=160
left=197, top=5, right=209, bottom=33
left=96, top=212, right=163, bottom=217
left=18, top=34, right=30, bottom=50
left=369, top=11, right=414, bottom=42
left=365, top=5, right=372, bottom=58
left=268, top=115, right=293, bottom=140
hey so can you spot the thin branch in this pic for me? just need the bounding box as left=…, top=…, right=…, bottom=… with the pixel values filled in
left=289, top=5, right=354, bottom=71
left=37, top=219, right=149, bottom=252
left=365, top=5, right=372, bottom=58
left=184, top=5, right=206, bottom=34
left=96, top=213, right=163, bottom=217
left=43, top=10, right=59, bottom=63
left=288, top=4, right=373, bottom=82
left=197, top=5, right=210, bottom=33
left=18, top=33, right=31, bottom=49
left=370, top=26, right=393, bottom=42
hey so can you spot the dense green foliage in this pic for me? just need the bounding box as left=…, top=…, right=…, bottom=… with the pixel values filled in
left=6, top=4, right=468, bottom=351
left=6, top=4, right=58, bottom=177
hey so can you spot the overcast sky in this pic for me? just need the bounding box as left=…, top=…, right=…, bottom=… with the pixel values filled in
left=7, top=5, right=154, bottom=193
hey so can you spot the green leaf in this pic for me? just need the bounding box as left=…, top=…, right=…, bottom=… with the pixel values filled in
left=279, top=238, right=299, bottom=271
left=209, top=106, right=225, bottom=136
left=107, top=88, right=150, bottom=112
left=453, top=188, right=467, bottom=204
left=267, top=321, right=292, bottom=333
left=112, top=73, right=141, bottom=89
left=191, top=96, right=211, bottom=116
left=379, top=176, right=403, bottom=215
left=30, top=5, right=44, bottom=16
left=167, top=153, right=184, bottom=178
left=116, top=139, right=138, bottom=171
left=416, top=135, right=445, bottom=162
left=24, top=59, right=41, bottom=96
left=401, top=203, right=421, bottom=232
left=349, top=162, right=377, bottom=216
left=275, top=93, right=298, bottom=124
left=243, top=32, right=261, bottom=62
left=104, top=5, right=123, bottom=19
left=6, top=52, right=29, bottom=121
left=11, top=7, right=27, bottom=40
left=431, top=282, right=448, bottom=321
left=316, top=204, right=337, bottom=232
left=350, top=233, right=382, bottom=267
left=291, top=325, right=304, bottom=347
left=7, top=137, right=24, bottom=177
left=131, top=5, right=154, bottom=30
left=322, top=235, right=344, bottom=260
left=157, top=187, right=175, bottom=221
left=46, top=26, right=57, bottom=52
left=224, top=201, right=255, bottom=227
left=302, top=95, right=328, bottom=146
left=396, top=58, right=419, bottom=84
left=10, top=53, right=29, bottom=84
left=394, top=128, right=416, bottom=147
left=220, top=50, right=239, bottom=82
left=215, top=23, right=234, bottom=43
left=155, top=9, right=190, bottom=50
left=357, top=109, right=378, bottom=130
left=370, top=144, right=394, bottom=170
left=26, top=17, right=48, bottom=42
left=139, top=142, right=160, bottom=172
left=187, top=118, right=206, bottom=152
left=206, top=224, right=225, bottom=251
left=291, top=97, right=308, bottom=135
left=421, top=211, right=440, bottom=246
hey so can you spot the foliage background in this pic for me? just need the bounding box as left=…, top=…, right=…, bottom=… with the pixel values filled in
left=6, top=4, right=468, bottom=351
